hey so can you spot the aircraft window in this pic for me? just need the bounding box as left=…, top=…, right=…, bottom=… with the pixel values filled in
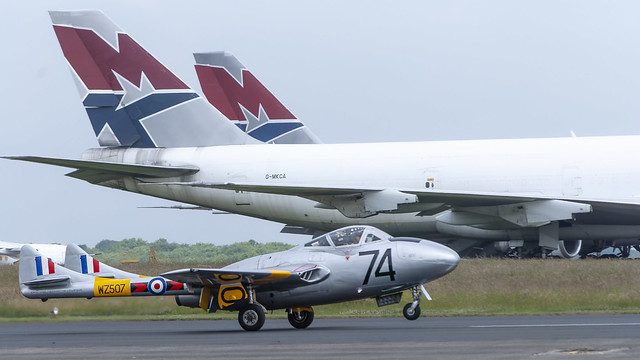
left=329, top=227, right=365, bottom=247
left=305, top=236, right=331, bottom=247
left=364, top=234, right=382, bottom=243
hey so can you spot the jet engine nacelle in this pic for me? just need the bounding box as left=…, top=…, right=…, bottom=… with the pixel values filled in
left=175, top=294, right=201, bottom=308
left=494, top=241, right=511, bottom=254
left=557, top=239, right=582, bottom=258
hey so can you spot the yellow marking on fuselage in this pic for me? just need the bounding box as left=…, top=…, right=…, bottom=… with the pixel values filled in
left=253, top=270, right=291, bottom=284
left=94, top=278, right=131, bottom=297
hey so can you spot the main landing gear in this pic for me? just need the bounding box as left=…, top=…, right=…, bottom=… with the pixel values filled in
left=237, top=305, right=316, bottom=331
left=237, top=285, right=267, bottom=331
left=236, top=284, right=315, bottom=331
left=238, top=303, right=266, bottom=331
left=402, top=285, right=431, bottom=321
left=287, top=307, right=315, bottom=329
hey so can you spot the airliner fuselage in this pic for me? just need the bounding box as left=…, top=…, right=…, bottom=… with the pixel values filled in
left=75, top=135, right=640, bottom=256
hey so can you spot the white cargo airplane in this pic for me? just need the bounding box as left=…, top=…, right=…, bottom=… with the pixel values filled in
left=5, top=10, right=640, bottom=259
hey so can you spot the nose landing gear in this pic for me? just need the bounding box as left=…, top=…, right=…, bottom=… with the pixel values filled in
left=403, top=302, right=421, bottom=320
left=402, top=285, right=431, bottom=320
left=402, top=286, right=421, bottom=320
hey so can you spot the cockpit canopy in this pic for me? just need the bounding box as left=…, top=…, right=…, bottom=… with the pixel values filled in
left=304, top=226, right=391, bottom=248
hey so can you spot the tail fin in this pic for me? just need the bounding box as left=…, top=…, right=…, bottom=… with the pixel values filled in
left=65, top=244, right=142, bottom=279
left=194, top=52, right=321, bottom=144
left=19, top=245, right=95, bottom=299
left=50, top=10, right=253, bottom=148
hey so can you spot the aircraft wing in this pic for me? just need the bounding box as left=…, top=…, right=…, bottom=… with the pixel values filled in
left=151, top=181, right=553, bottom=205
left=3, top=156, right=199, bottom=184
left=162, top=268, right=289, bottom=284
left=0, top=245, right=21, bottom=258
left=163, top=264, right=328, bottom=290
left=153, top=181, right=593, bottom=223
left=145, top=181, right=370, bottom=196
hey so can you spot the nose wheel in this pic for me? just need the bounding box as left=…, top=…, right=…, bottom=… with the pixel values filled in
left=403, top=302, right=421, bottom=320
left=402, top=286, right=424, bottom=320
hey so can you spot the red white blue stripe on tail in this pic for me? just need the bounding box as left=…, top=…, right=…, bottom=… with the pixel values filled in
left=80, top=254, right=100, bottom=274
left=34, top=256, right=55, bottom=276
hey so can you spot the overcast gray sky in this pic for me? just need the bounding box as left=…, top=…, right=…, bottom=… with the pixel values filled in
left=2, top=1, right=640, bottom=247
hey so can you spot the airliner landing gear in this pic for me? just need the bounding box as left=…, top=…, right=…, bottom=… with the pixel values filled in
left=238, top=304, right=265, bottom=331
left=402, top=286, right=421, bottom=320
left=287, top=307, right=314, bottom=329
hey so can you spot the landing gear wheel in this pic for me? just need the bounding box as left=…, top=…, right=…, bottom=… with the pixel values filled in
left=403, top=303, right=420, bottom=320
left=288, top=308, right=314, bottom=329
left=238, top=304, right=265, bottom=331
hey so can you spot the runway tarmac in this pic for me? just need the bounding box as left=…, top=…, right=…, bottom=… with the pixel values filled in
left=1, top=314, right=639, bottom=359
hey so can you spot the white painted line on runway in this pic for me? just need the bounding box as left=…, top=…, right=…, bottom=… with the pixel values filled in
left=471, top=323, right=640, bottom=328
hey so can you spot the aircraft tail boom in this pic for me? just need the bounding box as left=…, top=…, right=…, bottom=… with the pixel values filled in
left=19, top=245, right=192, bottom=300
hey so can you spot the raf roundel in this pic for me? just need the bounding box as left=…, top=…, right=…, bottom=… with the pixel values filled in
left=148, top=277, right=167, bottom=295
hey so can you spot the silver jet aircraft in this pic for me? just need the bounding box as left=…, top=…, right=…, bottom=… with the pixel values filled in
left=19, top=226, right=459, bottom=331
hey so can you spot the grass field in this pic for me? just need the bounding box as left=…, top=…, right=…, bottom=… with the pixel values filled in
left=2, top=258, right=640, bottom=322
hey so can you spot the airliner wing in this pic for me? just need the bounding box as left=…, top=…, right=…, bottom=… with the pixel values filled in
left=204, top=182, right=638, bottom=210
left=201, top=182, right=540, bottom=205
left=3, top=156, right=199, bottom=183
left=152, top=181, right=543, bottom=203
left=0, top=243, right=21, bottom=258
left=189, top=182, right=373, bottom=196
left=154, top=181, right=593, bottom=225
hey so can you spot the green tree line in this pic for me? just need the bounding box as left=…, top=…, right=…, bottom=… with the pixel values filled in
left=83, top=238, right=295, bottom=265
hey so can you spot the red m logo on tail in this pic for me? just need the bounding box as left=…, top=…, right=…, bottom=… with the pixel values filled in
left=53, top=26, right=189, bottom=91
left=196, top=65, right=296, bottom=121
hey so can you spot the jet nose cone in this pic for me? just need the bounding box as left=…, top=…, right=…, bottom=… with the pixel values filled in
left=392, top=237, right=460, bottom=282
left=415, top=240, right=460, bottom=280
left=436, top=245, right=460, bottom=276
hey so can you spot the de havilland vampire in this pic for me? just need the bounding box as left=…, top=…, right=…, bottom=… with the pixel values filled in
left=6, top=10, right=640, bottom=259
left=19, top=226, right=459, bottom=331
